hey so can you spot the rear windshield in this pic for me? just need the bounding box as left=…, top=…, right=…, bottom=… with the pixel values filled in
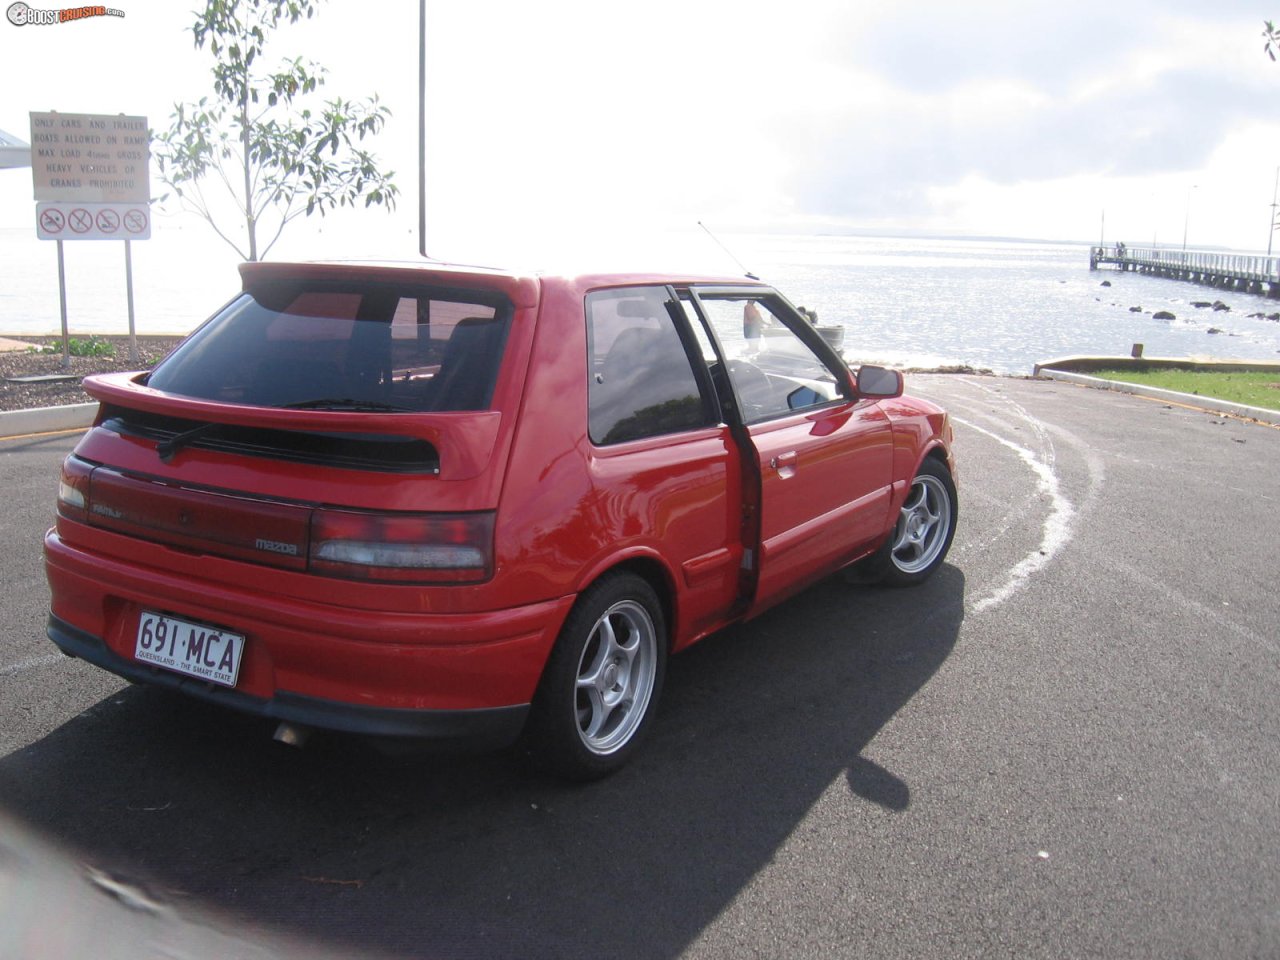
left=145, top=280, right=512, bottom=412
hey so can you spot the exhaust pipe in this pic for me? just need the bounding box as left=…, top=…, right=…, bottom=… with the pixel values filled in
left=273, top=721, right=312, bottom=748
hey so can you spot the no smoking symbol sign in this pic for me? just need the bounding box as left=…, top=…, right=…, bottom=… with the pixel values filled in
left=36, top=202, right=151, bottom=242
left=40, top=208, right=65, bottom=234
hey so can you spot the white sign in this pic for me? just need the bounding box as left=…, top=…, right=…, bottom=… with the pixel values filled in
left=36, top=201, right=150, bottom=241
left=29, top=111, right=149, bottom=204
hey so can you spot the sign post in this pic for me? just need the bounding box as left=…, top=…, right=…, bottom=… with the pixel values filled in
left=56, top=241, right=69, bottom=369
left=29, top=111, right=151, bottom=364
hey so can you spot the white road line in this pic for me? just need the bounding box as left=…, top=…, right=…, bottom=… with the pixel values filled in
left=952, top=414, right=1077, bottom=615
left=957, top=377, right=1109, bottom=510
left=0, top=653, right=64, bottom=679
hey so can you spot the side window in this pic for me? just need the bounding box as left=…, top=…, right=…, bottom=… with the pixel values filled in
left=693, top=295, right=842, bottom=423
left=587, top=287, right=711, bottom=445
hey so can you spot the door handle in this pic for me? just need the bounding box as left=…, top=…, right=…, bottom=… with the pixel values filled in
left=770, top=451, right=798, bottom=476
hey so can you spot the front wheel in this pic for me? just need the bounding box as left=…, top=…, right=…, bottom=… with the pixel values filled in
left=524, top=573, right=667, bottom=780
left=857, top=457, right=957, bottom=587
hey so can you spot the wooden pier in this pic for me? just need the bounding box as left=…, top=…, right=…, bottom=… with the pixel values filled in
left=1090, top=246, right=1280, bottom=298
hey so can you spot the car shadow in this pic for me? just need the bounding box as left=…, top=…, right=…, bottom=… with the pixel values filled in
left=0, top=565, right=965, bottom=959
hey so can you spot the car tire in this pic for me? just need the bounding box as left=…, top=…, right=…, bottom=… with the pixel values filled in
left=524, top=572, right=667, bottom=780
left=857, top=457, right=957, bottom=587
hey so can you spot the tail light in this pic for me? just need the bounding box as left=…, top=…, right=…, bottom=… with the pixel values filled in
left=57, top=457, right=93, bottom=523
left=55, top=454, right=492, bottom=586
left=309, top=509, right=495, bottom=584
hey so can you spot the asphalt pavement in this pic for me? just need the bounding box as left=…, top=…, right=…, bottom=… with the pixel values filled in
left=1, top=375, right=1277, bottom=959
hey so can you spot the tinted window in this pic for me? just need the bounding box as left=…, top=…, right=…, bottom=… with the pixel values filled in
left=587, top=287, right=710, bottom=445
left=145, top=281, right=511, bottom=413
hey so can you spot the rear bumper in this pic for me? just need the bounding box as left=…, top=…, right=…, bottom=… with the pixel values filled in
left=48, top=616, right=530, bottom=749
left=45, top=526, right=573, bottom=746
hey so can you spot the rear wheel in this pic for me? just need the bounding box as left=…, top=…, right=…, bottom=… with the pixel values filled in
left=524, top=572, right=666, bottom=780
left=857, top=457, right=957, bottom=587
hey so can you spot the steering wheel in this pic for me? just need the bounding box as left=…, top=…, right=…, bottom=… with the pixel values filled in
left=725, top=359, right=774, bottom=421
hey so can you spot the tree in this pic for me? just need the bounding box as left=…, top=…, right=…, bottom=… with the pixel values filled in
left=154, top=0, right=398, bottom=261
left=1265, top=20, right=1280, bottom=61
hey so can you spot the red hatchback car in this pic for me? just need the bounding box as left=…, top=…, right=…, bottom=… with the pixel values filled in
left=45, top=261, right=956, bottom=779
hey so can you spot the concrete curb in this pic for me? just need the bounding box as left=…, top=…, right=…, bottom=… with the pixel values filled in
left=0, top=403, right=96, bottom=439
left=1033, top=354, right=1280, bottom=375
left=1035, top=369, right=1280, bottom=425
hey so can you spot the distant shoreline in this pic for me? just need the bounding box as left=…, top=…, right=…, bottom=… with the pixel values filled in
left=0, top=224, right=1259, bottom=255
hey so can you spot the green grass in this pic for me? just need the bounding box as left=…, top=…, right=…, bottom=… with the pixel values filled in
left=32, top=336, right=116, bottom=358
left=1090, top=369, right=1280, bottom=412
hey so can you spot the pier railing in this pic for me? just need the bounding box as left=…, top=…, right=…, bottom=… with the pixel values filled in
left=1090, top=246, right=1280, bottom=297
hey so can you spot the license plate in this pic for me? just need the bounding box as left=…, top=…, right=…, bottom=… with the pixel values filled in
left=134, top=611, right=245, bottom=687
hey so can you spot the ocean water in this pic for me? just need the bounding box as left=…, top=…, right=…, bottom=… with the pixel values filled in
left=737, top=234, right=1280, bottom=374
left=0, top=225, right=245, bottom=338
left=3, top=227, right=1279, bottom=375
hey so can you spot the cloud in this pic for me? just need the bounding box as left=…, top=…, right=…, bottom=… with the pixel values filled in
left=832, top=0, right=1260, bottom=94
left=3, top=0, right=1276, bottom=249
left=777, top=4, right=1279, bottom=227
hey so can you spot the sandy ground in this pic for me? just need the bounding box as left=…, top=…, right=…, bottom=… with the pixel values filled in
left=0, top=335, right=184, bottom=412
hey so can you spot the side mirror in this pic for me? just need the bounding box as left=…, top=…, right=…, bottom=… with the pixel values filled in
left=856, top=365, right=903, bottom=399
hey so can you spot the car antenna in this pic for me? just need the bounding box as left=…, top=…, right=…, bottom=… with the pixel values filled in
left=698, top=221, right=759, bottom=280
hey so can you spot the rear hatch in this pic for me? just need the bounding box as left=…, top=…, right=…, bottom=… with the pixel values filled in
left=59, top=262, right=537, bottom=584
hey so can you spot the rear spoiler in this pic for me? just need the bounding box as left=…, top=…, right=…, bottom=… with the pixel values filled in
left=82, top=372, right=503, bottom=482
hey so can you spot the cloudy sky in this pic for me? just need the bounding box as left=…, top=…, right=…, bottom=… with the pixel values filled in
left=1, top=0, right=1278, bottom=264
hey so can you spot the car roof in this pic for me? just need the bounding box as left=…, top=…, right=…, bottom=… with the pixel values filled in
left=238, top=259, right=771, bottom=296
